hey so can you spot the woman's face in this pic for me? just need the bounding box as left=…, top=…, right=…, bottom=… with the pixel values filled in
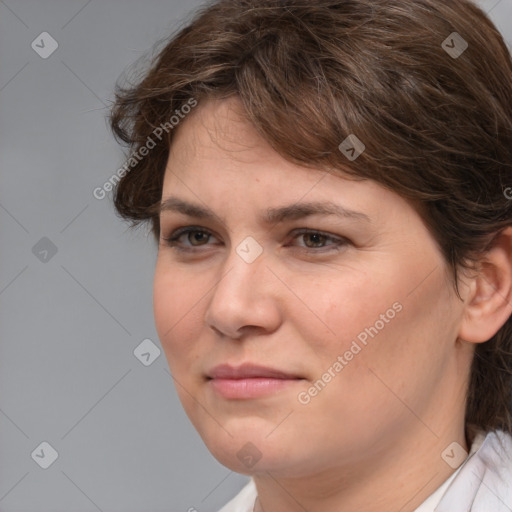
left=153, top=97, right=471, bottom=478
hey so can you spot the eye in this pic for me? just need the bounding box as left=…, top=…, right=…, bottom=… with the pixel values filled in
left=290, top=228, right=347, bottom=251
left=161, top=226, right=349, bottom=253
left=162, top=226, right=217, bottom=251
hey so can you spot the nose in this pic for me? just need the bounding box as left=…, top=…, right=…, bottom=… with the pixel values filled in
left=203, top=241, right=282, bottom=339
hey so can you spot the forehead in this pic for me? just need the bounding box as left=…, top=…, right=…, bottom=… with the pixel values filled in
left=167, top=97, right=273, bottom=165
left=160, top=97, right=421, bottom=234
left=165, top=97, right=355, bottom=190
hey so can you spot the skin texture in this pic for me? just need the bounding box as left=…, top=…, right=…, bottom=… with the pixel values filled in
left=153, top=97, right=512, bottom=512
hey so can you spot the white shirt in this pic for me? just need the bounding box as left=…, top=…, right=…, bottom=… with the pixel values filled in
left=218, top=429, right=512, bottom=512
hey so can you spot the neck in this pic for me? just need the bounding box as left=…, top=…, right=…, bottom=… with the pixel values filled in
left=253, top=418, right=468, bottom=512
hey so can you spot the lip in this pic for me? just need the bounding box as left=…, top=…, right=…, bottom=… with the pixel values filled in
left=207, top=363, right=301, bottom=380
left=206, top=363, right=304, bottom=399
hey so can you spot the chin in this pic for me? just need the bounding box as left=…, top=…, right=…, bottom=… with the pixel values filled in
left=196, top=421, right=310, bottom=477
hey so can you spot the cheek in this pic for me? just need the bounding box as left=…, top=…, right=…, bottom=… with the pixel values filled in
left=305, top=261, right=447, bottom=390
left=153, top=267, right=201, bottom=367
left=153, top=260, right=201, bottom=329
left=153, top=274, right=178, bottom=341
left=153, top=269, right=209, bottom=430
left=311, top=272, right=393, bottom=349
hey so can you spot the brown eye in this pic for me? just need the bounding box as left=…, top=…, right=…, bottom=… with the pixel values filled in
left=186, top=230, right=210, bottom=246
left=162, top=226, right=348, bottom=254
left=301, top=232, right=329, bottom=248
left=290, top=229, right=348, bottom=252
left=162, top=226, right=217, bottom=251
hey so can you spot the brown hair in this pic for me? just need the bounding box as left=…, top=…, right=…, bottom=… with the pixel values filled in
left=108, top=0, right=512, bottom=434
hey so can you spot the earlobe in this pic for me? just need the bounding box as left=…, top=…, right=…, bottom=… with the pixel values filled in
left=458, top=226, right=512, bottom=344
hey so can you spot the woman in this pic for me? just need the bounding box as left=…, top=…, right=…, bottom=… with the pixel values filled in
left=108, top=0, right=512, bottom=510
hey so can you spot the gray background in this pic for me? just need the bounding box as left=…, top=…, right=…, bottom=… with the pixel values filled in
left=0, top=1, right=511, bottom=511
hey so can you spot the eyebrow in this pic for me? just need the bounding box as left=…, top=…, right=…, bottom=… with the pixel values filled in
left=158, top=196, right=371, bottom=225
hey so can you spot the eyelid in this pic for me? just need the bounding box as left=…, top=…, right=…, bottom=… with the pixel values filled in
left=163, top=225, right=220, bottom=243
left=161, top=225, right=349, bottom=252
left=288, top=228, right=347, bottom=247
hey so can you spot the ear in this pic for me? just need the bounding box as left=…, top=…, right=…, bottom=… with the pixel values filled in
left=458, top=226, right=512, bottom=344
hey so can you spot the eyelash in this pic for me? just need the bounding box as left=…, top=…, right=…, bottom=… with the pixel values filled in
left=161, top=226, right=349, bottom=253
